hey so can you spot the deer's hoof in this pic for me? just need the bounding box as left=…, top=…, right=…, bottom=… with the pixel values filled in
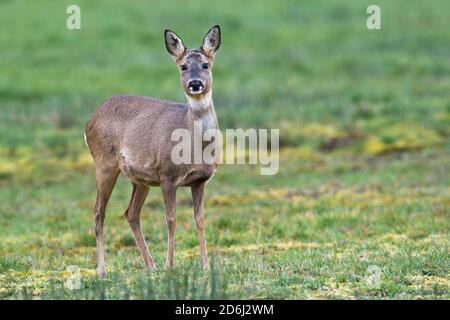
left=201, top=262, right=210, bottom=271
left=97, top=268, right=107, bottom=278
left=146, top=263, right=157, bottom=271
left=165, top=263, right=173, bottom=270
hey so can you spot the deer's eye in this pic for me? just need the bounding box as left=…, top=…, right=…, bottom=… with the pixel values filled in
left=202, top=63, right=209, bottom=70
left=181, top=64, right=187, bottom=71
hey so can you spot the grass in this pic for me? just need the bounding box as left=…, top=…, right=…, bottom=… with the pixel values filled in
left=0, top=0, right=449, bottom=299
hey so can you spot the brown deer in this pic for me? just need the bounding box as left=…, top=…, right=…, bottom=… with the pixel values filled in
left=84, top=25, right=221, bottom=276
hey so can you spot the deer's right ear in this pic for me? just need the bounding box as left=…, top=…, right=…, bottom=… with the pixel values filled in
left=202, top=25, right=221, bottom=57
left=164, top=30, right=186, bottom=60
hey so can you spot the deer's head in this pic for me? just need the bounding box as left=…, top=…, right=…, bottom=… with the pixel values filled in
left=164, top=25, right=221, bottom=100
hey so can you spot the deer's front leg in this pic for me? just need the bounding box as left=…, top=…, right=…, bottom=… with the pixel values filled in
left=161, top=181, right=177, bottom=269
left=191, top=182, right=209, bottom=269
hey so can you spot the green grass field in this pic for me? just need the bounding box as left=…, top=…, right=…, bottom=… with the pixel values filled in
left=0, top=0, right=449, bottom=299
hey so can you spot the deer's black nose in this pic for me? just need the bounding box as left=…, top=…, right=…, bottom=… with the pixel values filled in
left=188, top=80, right=204, bottom=93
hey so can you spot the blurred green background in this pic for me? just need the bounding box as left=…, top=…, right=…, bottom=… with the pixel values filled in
left=0, top=0, right=448, bottom=299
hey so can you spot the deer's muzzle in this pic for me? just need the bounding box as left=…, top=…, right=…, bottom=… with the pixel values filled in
left=188, top=80, right=204, bottom=94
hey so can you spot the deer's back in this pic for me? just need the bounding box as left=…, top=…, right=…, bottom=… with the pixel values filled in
left=85, top=95, right=188, bottom=164
left=86, top=95, right=216, bottom=187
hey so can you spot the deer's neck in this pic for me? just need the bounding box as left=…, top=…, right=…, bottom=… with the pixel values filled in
left=186, top=91, right=218, bottom=132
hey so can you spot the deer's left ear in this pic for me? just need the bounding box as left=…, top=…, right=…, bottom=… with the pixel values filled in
left=165, top=29, right=186, bottom=60
left=202, top=25, right=221, bottom=57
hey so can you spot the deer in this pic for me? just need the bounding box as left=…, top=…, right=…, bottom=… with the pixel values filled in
left=84, top=25, right=221, bottom=277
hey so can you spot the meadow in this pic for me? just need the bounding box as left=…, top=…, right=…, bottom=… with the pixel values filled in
left=0, top=0, right=449, bottom=299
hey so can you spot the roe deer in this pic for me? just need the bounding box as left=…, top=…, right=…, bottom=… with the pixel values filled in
left=84, top=25, right=221, bottom=276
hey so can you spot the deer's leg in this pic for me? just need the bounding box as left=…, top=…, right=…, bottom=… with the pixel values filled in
left=191, top=182, right=209, bottom=269
left=161, top=181, right=177, bottom=269
left=94, top=166, right=119, bottom=277
left=124, top=183, right=156, bottom=270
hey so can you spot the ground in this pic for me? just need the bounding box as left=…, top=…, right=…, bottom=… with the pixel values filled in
left=0, top=0, right=449, bottom=299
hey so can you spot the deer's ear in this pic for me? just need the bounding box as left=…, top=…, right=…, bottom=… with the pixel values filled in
left=202, top=25, right=221, bottom=57
left=165, top=30, right=186, bottom=60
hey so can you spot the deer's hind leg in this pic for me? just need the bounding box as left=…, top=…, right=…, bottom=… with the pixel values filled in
left=94, top=165, right=119, bottom=277
left=124, top=183, right=157, bottom=270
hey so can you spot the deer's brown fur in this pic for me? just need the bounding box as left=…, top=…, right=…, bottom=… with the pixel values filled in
left=85, top=26, right=221, bottom=276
